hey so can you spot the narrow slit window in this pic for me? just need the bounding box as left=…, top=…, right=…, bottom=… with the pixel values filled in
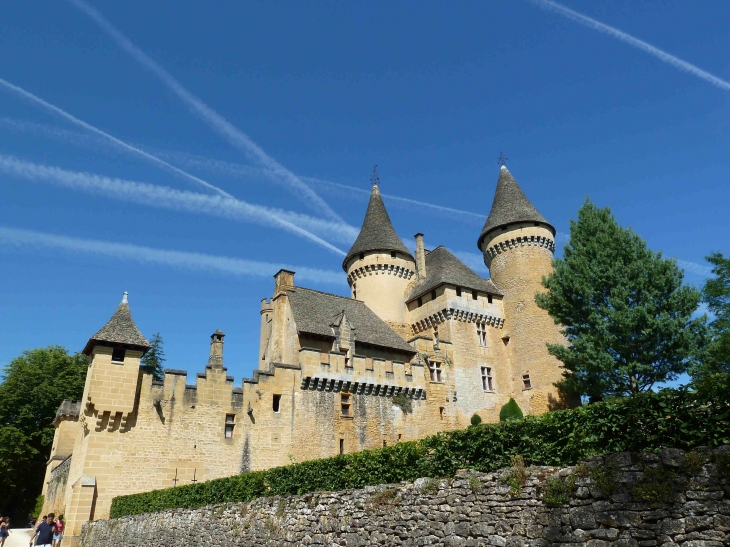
left=439, top=407, right=444, bottom=420
left=417, top=297, right=423, bottom=307
left=339, top=438, right=345, bottom=455
left=431, top=289, right=437, bottom=300
left=481, top=367, right=493, bottom=392
left=344, top=349, right=352, bottom=368
left=111, top=348, right=125, bottom=363
left=487, top=294, right=493, bottom=304
left=224, top=414, right=235, bottom=439
left=341, top=392, right=351, bottom=416
left=522, top=374, right=532, bottom=390
left=472, top=290, right=478, bottom=300
left=428, top=360, right=442, bottom=382
left=352, top=283, right=357, bottom=299
left=456, top=287, right=461, bottom=297
left=477, top=323, right=487, bottom=347
left=382, top=440, right=387, bottom=447
left=433, top=325, right=439, bottom=347
left=272, top=394, right=281, bottom=413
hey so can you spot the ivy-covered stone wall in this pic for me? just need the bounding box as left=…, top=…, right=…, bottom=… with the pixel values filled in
left=80, top=446, right=729, bottom=547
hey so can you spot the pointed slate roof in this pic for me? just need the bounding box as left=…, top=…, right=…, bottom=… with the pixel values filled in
left=406, top=246, right=502, bottom=302
left=82, top=294, right=151, bottom=355
left=286, top=287, right=416, bottom=355
left=477, top=166, right=555, bottom=249
left=343, top=184, right=414, bottom=270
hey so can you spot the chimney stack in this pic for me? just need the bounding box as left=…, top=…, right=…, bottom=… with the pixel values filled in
left=208, top=330, right=225, bottom=369
left=274, top=269, right=295, bottom=297
left=414, top=233, right=426, bottom=280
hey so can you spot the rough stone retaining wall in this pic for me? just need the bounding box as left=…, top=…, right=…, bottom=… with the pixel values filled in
left=80, top=446, right=730, bottom=547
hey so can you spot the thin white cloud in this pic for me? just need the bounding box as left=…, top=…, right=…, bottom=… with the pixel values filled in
left=0, top=154, right=355, bottom=252
left=0, top=77, right=233, bottom=197
left=530, top=0, right=730, bottom=92
left=66, top=0, right=344, bottom=224
left=676, top=259, right=712, bottom=278
left=0, top=226, right=344, bottom=285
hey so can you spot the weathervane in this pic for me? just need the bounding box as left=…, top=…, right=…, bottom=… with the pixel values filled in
left=498, top=152, right=508, bottom=167
left=370, top=164, right=380, bottom=186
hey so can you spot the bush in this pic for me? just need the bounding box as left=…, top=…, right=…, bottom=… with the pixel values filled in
left=470, top=413, right=482, bottom=426
left=110, top=378, right=730, bottom=518
left=499, top=398, right=524, bottom=422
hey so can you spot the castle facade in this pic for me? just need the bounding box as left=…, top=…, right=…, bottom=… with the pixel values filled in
left=40, top=166, right=567, bottom=545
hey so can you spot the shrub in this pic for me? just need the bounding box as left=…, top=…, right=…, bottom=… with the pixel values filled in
left=110, top=378, right=730, bottom=518
left=470, top=413, right=482, bottom=426
left=499, top=398, right=524, bottom=422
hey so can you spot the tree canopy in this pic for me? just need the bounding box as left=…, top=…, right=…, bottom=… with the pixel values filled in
left=0, top=346, right=87, bottom=520
left=141, top=332, right=166, bottom=381
left=691, top=252, right=730, bottom=381
left=536, top=199, right=705, bottom=399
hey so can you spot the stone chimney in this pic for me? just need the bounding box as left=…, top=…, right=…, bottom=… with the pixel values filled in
left=274, top=269, right=295, bottom=297
left=208, top=330, right=225, bottom=369
left=414, top=233, right=427, bottom=280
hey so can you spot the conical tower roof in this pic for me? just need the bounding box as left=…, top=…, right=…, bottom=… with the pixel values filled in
left=82, top=293, right=151, bottom=355
left=343, top=183, right=414, bottom=270
left=477, top=165, right=555, bottom=249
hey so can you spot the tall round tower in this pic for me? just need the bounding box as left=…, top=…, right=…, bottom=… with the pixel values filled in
left=477, top=165, right=566, bottom=413
left=343, top=177, right=416, bottom=325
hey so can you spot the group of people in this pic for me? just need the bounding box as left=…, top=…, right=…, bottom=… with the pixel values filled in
left=29, top=514, right=64, bottom=547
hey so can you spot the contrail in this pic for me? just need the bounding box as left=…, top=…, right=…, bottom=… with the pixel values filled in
left=0, top=155, right=353, bottom=253
left=0, top=78, right=235, bottom=197
left=66, top=0, right=344, bottom=223
left=530, top=0, right=730, bottom=92
left=0, top=226, right=344, bottom=285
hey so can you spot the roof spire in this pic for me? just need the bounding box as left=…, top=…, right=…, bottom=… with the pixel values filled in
left=82, top=295, right=151, bottom=355
left=498, top=151, right=508, bottom=167
left=370, top=164, right=380, bottom=186
left=122, top=291, right=128, bottom=304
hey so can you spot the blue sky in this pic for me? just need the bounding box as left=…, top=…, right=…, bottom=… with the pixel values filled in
left=1, top=0, right=727, bottom=384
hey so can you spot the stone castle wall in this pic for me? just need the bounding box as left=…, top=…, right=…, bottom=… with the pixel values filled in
left=79, top=446, right=730, bottom=547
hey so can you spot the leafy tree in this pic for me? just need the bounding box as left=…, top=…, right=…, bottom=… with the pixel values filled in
left=0, top=346, right=87, bottom=520
left=499, top=398, right=523, bottom=422
left=691, top=253, right=730, bottom=380
left=536, top=199, right=704, bottom=398
left=141, top=332, right=166, bottom=380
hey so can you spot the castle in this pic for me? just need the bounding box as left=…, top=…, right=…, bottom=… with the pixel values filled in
left=40, top=166, right=568, bottom=545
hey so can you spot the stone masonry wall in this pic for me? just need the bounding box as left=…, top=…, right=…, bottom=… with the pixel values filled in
left=80, top=446, right=730, bottom=547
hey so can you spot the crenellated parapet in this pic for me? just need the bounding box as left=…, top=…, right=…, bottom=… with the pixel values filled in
left=300, top=375, right=426, bottom=399
left=347, top=262, right=415, bottom=286
left=483, top=234, right=555, bottom=263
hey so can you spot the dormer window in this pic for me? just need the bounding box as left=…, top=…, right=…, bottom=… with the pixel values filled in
left=417, top=297, right=423, bottom=307
left=359, top=252, right=365, bottom=260
left=472, top=290, right=478, bottom=300
left=488, top=294, right=493, bottom=304
left=111, top=348, right=125, bottom=363
left=456, top=287, right=461, bottom=297
left=431, top=290, right=437, bottom=300
left=391, top=251, right=396, bottom=258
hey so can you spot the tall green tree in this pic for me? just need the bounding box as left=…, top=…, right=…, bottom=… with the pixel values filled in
left=141, top=332, right=166, bottom=380
left=0, top=346, right=87, bottom=520
left=536, top=199, right=705, bottom=399
left=691, top=252, right=730, bottom=381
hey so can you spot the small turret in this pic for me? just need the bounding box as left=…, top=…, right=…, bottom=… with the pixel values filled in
left=208, top=330, right=225, bottom=369
left=343, top=168, right=416, bottom=324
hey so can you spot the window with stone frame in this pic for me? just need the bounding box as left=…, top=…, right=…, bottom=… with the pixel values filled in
left=481, top=367, right=493, bottom=392
left=111, top=348, right=125, bottom=363
left=428, top=360, right=442, bottom=382
left=522, top=374, right=532, bottom=390
left=477, top=323, right=488, bottom=347
left=224, top=414, right=235, bottom=439
left=341, top=392, right=352, bottom=416
left=344, top=348, right=352, bottom=368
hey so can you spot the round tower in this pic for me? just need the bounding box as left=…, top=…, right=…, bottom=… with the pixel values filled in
left=477, top=165, right=566, bottom=413
left=343, top=172, right=416, bottom=324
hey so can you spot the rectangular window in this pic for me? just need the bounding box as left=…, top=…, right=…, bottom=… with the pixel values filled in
left=341, top=393, right=351, bottom=416
left=522, top=374, right=532, bottom=390
left=272, top=394, right=281, bottom=413
left=477, top=323, right=487, bottom=347
left=391, top=251, right=397, bottom=258
left=481, top=367, right=493, bottom=392
left=417, top=297, right=423, bottom=307
left=431, top=289, right=437, bottom=300
left=456, top=287, right=461, bottom=297
left=472, top=290, right=478, bottom=300
left=339, top=438, right=345, bottom=454
left=439, top=407, right=444, bottom=420
left=111, top=348, right=125, bottom=363
left=224, top=414, right=235, bottom=439
left=382, top=440, right=387, bottom=447
left=487, top=294, right=493, bottom=304
left=344, top=349, right=352, bottom=368
left=428, top=360, right=442, bottom=382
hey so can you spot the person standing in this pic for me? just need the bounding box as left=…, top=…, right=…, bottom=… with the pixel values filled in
left=52, top=515, right=64, bottom=547
left=0, top=517, right=10, bottom=547
left=30, top=514, right=55, bottom=547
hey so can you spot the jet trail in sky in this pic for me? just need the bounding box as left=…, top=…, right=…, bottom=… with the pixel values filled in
left=0, top=226, right=344, bottom=285
left=67, top=0, right=344, bottom=223
left=530, top=0, right=730, bottom=92
left=0, top=77, right=235, bottom=197
left=0, top=155, right=353, bottom=253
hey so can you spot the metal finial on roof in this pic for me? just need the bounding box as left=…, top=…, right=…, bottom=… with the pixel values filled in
left=122, top=292, right=128, bottom=304
left=498, top=152, right=508, bottom=167
left=370, top=165, right=379, bottom=186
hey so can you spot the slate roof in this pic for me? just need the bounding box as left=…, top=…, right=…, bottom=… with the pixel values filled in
left=477, top=166, right=555, bottom=249
left=343, top=184, right=414, bottom=270
left=287, top=287, right=416, bottom=354
left=406, top=246, right=502, bottom=302
left=82, top=298, right=151, bottom=355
